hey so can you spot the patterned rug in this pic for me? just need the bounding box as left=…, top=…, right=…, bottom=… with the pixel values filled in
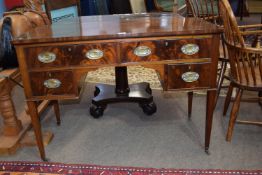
left=86, top=66, right=163, bottom=90
left=0, top=161, right=261, bottom=175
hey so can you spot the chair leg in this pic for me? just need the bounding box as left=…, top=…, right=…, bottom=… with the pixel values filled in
left=215, top=60, right=228, bottom=105
left=226, top=88, right=243, bottom=142
left=188, top=91, right=193, bottom=118
left=223, top=83, right=234, bottom=116
left=52, top=100, right=61, bottom=125
left=259, top=91, right=262, bottom=106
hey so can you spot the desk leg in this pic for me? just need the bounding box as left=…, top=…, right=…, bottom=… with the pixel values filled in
left=205, top=90, right=216, bottom=154
left=27, top=101, right=46, bottom=161
left=0, top=79, right=22, bottom=136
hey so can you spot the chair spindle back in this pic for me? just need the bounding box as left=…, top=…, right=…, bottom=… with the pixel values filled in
left=185, top=0, right=219, bottom=24
left=219, top=0, right=262, bottom=87
left=219, top=0, right=245, bottom=47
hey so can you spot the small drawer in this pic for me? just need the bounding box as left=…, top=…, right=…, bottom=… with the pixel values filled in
left=166, top=63, right=211, bottom=90
left=25, top=45, right=74, bottom=68
left=120, top=41, right=166, bottom=63
left=29, top=71, right=77, bottom=97
left=166, top=38, right=212, bottom=60
left=73, top=43, right=118, bottom=66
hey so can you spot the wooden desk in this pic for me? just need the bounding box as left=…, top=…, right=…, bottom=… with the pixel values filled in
left=13, top=13, right=221, bottom=161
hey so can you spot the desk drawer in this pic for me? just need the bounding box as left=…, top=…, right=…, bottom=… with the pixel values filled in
left=74, top=43, right=118, bottom=66
left=29, top=71, right=77, bottom=97
left=120, top=38, right=212, bottom=64
left=25, top=45, right=74, bottom=68
left=25, top=42, right=118, bottom=68
left=120, top=41, right=166, bottom=63
left=171, top=38, right=212, bottom=60
left=167, top=63, right=211, bottom=90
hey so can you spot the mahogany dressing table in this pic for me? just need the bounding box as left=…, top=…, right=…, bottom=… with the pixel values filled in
left=12, top=13, right=221, bottom=161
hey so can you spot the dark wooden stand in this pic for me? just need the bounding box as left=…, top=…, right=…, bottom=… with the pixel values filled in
left=89, top=66, right=157, bottom=118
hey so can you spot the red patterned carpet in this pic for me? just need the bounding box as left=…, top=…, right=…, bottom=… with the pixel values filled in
left=0, top=161, right=261, bottom=175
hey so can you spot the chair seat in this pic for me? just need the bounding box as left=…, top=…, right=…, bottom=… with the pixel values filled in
left=229, top=66, right=262, bottom=90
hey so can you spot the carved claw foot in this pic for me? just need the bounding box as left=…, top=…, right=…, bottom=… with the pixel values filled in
left=90, top=104, right=107, bottom=118
left=139, top=102, right=157, bottom=115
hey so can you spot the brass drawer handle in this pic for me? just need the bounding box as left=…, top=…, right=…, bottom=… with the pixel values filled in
left=181, top=44, right=199, bottom=55
left=44, top=79, right=61, bottom=89
left=38, top=52, right=56, bottom=63
left=86, top=49, right=104, bottom=60
left=181, top=72, right=199, bottom=82
left=134, top=46, right=152, bottom=57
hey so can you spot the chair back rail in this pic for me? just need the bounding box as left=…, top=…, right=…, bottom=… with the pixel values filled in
left=220, top=0, right=262, bottom=88
left=219, top=0, right=245, bottom=47
left=185, top=0, right=219, bottom=24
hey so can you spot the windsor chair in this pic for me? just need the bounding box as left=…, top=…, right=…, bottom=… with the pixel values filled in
left=219, top=0, right=262, bottom=141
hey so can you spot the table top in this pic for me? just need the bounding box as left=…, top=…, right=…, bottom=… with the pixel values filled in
left=12, top=13, right=221, bottom=45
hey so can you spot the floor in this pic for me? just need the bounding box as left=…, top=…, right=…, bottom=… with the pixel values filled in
left=0, top=83, right=261, bottom=170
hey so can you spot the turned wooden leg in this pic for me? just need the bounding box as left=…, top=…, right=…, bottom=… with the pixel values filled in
left=205, top=90, right=216, bottom=154
left=0, top=80, right=22, bottom=136
left=187, top=91, right=193, bottom=118
left=52, top=100, right=61, bottom=125
left=226, top=88, right=243, bottom=142
left=223, top=83, right=234, bottom=116
left=27, top=101, right=47, bottom=161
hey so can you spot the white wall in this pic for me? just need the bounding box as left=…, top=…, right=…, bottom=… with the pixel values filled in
left=0, top=0, right=6, bottom=17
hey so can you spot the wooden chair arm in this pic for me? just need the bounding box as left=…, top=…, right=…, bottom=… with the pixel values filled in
left=239, top=24, right=262, bottom=36
left=239, top=24, right=262, bottom=29
left=240, top=30, right=262, bottom=36
left=242, top=45, right=262, bottom=53
left=177, top=4, right=186, bottom=14
left=225, top=39, right=261, bottom=53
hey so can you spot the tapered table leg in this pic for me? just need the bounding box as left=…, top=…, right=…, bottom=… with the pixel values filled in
left=205, top=90, right=216, bottom=154
left=26, top=101, right=47, bottom=161
left=187, top=91, right=193, bottom=118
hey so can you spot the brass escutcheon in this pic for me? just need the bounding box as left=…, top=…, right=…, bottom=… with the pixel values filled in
left=134, top=46, right=152, bottom=57
left=38, top=52, right=56, bottom=63
left=86, top=49, right=104, bottom=60
left=181, top=71, right=199, bottom=82
left=181, top=44, right=199, bottom=55
left=44, top=79, right=61, bottom=89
